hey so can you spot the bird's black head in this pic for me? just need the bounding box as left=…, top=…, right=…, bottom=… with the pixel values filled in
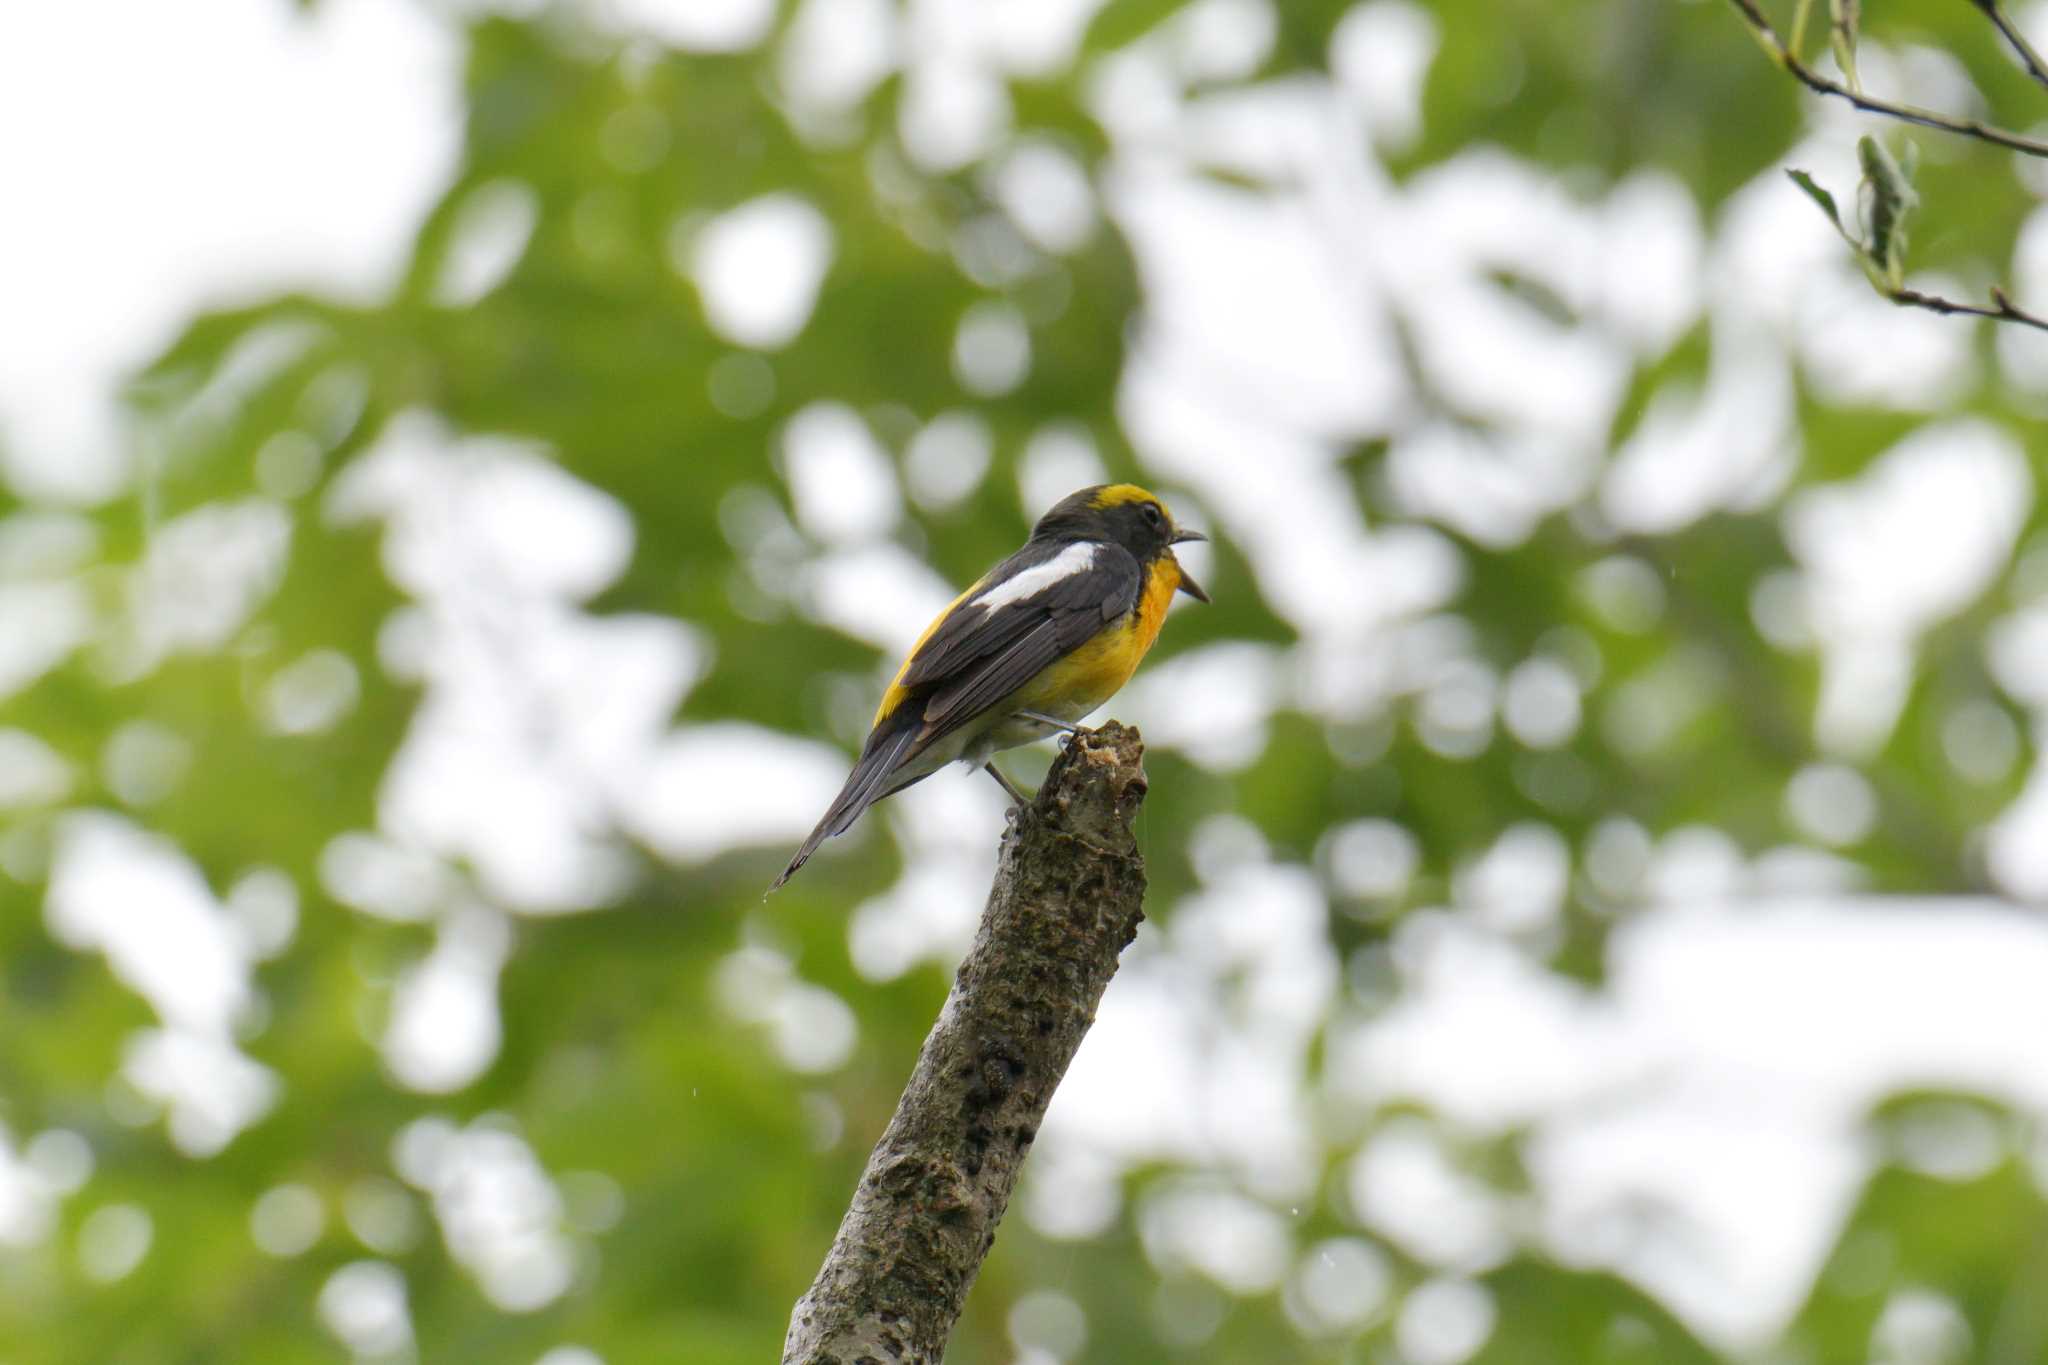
left=1032, top=483, right=1209, bottom=601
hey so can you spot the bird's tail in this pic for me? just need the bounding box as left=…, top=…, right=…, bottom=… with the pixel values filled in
left=768, top=719, right=922, bottom=893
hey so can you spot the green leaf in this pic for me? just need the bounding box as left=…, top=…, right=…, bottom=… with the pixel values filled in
left=1786, top=168, right=1845, bottom=235
left=1789, top=0, right=1816, bottom=58
left=1081, top=0, right=1187, bottom=52
left=1475, top=1261, right=1720, bottom=1364
left=1857, top=134, right=1919, bottom=291
left=1831, top=0, right=1862, bottom=90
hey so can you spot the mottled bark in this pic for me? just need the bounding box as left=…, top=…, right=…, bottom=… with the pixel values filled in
left=783, top=722, right=1151, bottom=1365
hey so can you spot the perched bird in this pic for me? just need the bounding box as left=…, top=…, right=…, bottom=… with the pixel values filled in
left=771, top=483, right=1208, bottom=890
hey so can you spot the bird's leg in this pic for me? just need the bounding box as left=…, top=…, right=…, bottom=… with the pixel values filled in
left=1013, top=709, right=1082, bottom=735
left=983, top=761, right=1033, bottom=813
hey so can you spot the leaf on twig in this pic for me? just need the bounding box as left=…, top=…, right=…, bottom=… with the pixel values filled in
left=1857, top=135, right=1919, bottom=290
left=1786, top=169, right=1848, bottom=236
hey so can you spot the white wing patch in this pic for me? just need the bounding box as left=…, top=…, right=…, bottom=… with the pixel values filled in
left=974, top=541, right=1098, bottom=613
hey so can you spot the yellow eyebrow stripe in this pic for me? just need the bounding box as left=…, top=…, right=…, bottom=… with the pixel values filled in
left=1089, top=484, right=1156, bottom=509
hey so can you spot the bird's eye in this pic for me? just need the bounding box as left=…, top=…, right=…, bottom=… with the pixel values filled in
left=1143, top=503, right=1164, bottom=526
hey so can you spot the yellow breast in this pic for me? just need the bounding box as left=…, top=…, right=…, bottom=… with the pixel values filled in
left=1013, top=556, right=1181, bottom=717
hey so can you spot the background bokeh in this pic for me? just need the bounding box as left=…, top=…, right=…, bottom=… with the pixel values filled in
left=6, top=0, right=2048, bottom=1360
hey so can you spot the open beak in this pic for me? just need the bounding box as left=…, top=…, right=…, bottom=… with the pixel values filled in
left=1170, top=528, right=1209, bottom=602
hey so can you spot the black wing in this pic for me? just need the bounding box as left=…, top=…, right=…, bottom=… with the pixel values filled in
left=900, top=539, right=1141, bottom=735
left=892, top=540, right=1118, bottom=692
left=770, top=540, right=1139, bottom=890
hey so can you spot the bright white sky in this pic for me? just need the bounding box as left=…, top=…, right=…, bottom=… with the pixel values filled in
left=4, top=0, right=2048, bottom=1358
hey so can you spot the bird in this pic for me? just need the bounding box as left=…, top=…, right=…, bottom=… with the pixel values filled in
left=771, top=483, right=1208, bottom=891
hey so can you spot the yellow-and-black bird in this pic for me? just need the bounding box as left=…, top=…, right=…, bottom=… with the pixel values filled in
left=771, top=483, right=1207, bottom=890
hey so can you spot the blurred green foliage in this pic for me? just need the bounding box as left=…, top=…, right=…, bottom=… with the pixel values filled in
left=5, top=0, right=2048, bottom=1362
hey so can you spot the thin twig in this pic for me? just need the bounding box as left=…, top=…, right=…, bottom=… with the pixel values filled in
left=1726, top=0, right=2048, bottom=157
left=1973, top=0, right=2048, bottom=92
left=1887, top=284, right=2048, bottom=331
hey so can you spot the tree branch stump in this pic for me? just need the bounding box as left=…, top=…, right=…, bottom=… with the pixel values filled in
left=782, top=721, right=1151, bottom=1364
